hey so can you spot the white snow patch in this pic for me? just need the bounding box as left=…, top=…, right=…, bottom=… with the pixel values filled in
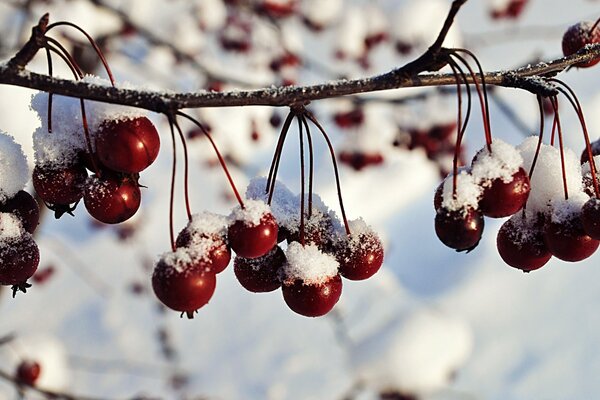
left=472, top=139, right=523, bottom=184
left=283, top=242, right=339, bottom=284
left=0, top=131, right=29, bottom=202
left=229, top=198, right=273, bottom=227
left=440, top=170, right=482, bottom=212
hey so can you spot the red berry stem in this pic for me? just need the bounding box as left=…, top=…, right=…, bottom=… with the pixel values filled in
left=167, top=116, right=177, bottom=252
left=45, top=37, right=84, bottom=78
left=590, top=17, right=600, bottom=35
left=297, top=116, right=306, bottom=246
left=528, top=95, right=546, bottom=181
left=450, top=51, right=493, bottom=152
left=550, top=109, right=558, bottom=146
left=172, top=119, right=192, bottom=221
left=177, top=112, right=244, bottom=208
left=300, top=115, right=314, bottom=217
left=46, top=21, right=116, bottom=86
left=550, top=96, right=569, bottom=200
left=44, top=47, right=53, bottom=134
left=79, top=99, right=101, bottom=175
left=550, top=78, right=600, bottom=198
left=266, top=111, right=295, bottom=204
left=447, top=58, right=468, bottom=199
left=305, top=111, right=351, bottom=235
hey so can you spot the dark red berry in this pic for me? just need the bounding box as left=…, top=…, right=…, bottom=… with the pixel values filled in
left=84, top=173, right=141, bottom=224
left=95, top=117, right=160, bottom=173
left=491, top=0, right=528, bottom=19
left=544, top=214, right=599, bottom=262
left=228, top=212, right=278, bottom=259
left=395, top=41, right=413, bottom=55
left=282, top=274, right=342, bottom=317
left=0, top=191, right=40, bottom=234
left=333, top=108, right=364, bottom=128
left=287, top=211, right=336, bottom=250
left=339, top=151, right=384, bottom=171
left=562, top=21, right=600, bottom=68
left=16, top=360, right=41, bottom=386
left=256, top=0, right=296, bottom=19
left=479, top=168, right=530, bottom=218
left=32, top=265, right=55, bottom=285
left=581, top=197, right=600, bottom=240
left=497, top=215, right=552, bottom=272
left=435, top=207, right=484, bottom=252
left=336, top=231, right=384, bottom=280
left=0, top=234, right=39, bottom=286
left=32, top=163, right=87, bottom=205
left=434, top=181, right=444, bottom=211
left=152, top=256, right=216, bottom=317
left=234, top=245, right=285, bottom=293
left=176, top=230, right=231, bottom=274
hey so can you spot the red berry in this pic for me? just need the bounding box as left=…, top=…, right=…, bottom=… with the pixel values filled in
left=0, top=191, right=40, bottom=234
left=544, top=214, right=599, bottom=262
left=581, top=197, right=600, bottom=240
left=433, top=181, right=444, bottom=211
left=32, top=265, right=55, bottom=285
left=333, top=108, right=364, bottom=129
left=339, top=151, right=384, bottom=171
left=435, top=207, right=484, bottom=252
left=490, top=0, right=528, bottom=19
left=228, top=211, right=278, bottom=259
left=16, top=360, right=41, bottom=386
left=497, top=214, right=552, bottom=272
left=152, top=255, right=216, bottom=318
left=0, top=234, right=39, bottom=286
left=176, top=230, right=231, bottom=274
left=562, top=21, right=600, bottom=68
left=95, top=117, right=160, bottom=173
left=336, top=231, right=384, bottom=281
left=84, top=173, right=141, bottom=224
left=282, top=274, right=342, bottom=317
left=234, top=245, right=285, bottom=293
left=479, top=168, right=530, bottom=218
left=32, top=163, right=87, bottom=205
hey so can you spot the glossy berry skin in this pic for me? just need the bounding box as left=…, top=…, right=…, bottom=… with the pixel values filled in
left=84, top=173, right=141, bottom=224
left=0, top=191, right=40, bottom=234
left=562, top=21, right=600, bottom=68
left=282, top=274, right=343, bottom=317
left=0, top=234, right=39, bottom=286
left=32, top=164, right=87, bottom=205
left=176, top=230, right=231, bottom=274
left=16, top=360, right=41, bottom=386
left=497, top=217, right=552, bottom=272
left=228, top=212, right=278, bottom=259
left=152, top=259, right=216, bottom=316
left=95, top=117, right=160, bottom=173
left=581, top=198, right=600, bottom=240
left=479, top=168, right=530, bottom=218
left=234, top=246, right=285, bottom=293
left=435, top=207, right=484, bottom=252
left=336, top=232, right=384, bottom=280
left=544, top=216, right=599, bottom=262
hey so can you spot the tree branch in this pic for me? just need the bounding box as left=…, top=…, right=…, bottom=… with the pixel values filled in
left=0, top=45, right=598, bottom=113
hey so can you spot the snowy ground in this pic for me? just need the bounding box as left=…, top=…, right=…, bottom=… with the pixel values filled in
left=0, top=0, right=600, bottom=399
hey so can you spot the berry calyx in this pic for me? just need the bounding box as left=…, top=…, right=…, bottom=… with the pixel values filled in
left=16, top=360, right=41, bottom=386
left=544, top=213, right=599, bottom=262
left=83, top=172, right=141, bottom=224
left=152, top=250, right=217, bottom=318
left=95, top=116, right=160, bottom=173
left=496, top=213, right=552, bottom=272
left=228, top=201, right=278, bottom=259
left=234, top=245, right=285, bottom=293
left=282, top=274, right=343, bottom=317
left=435, top=207, right=484, bottom=252
left=581, top=197, right=600, bottom=240
left=0, top=191, right=40, bottom=234
left=32, top=163, right=87, bottom=206
left=562, top=21, right=600, bottom=68
left=335, top=222, right=384, bottom=281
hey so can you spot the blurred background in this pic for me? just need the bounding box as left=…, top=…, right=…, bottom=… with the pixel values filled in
left=0, top=0, right=599, bottom=399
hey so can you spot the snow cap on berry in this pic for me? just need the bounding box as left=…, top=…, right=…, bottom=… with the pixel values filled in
left=440, top=170, right=482, bottom=212
left=518, top=136, right=584, bottom=215
left=157, top=245, right=214, bottom=275
left=0, top=132, right=29, bottom=203
left=186, top=211, right=229, bottom=238
left=229, top=198, right=273, bottom=227
left=340, top=218, right=381, bottom=248
left=246, top=176, right=297, bottom=225
left=0, top=212, right=25, bottom=244
left=282, top=242, right=339, bottom=285
left=351, top=308, right=473, bottom=395
left=551, top=193, right=589, bottom=224
left=31, top=78, right=146, bottom=167
left=582, top=155, right=600, bottom=176
left=472, top=139, right=523, bottom=184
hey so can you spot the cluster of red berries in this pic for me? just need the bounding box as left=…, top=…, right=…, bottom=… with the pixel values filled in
left=434, top=139, right=531, bottom=253
left=32, top=115, right=159, bottom=224
left=152, top=178, right=384, bottom=319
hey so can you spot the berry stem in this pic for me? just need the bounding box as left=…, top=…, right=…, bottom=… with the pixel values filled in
left=450, top=51, right=493, bottom=152
left=167, top=116, right=177, bottom=252
left=172, top=119, right=192, bottom=221
left=79, top=99, right=101, bottom=175
left=266, top=111, right=294, bottom=203
left=550, top=110, right=558, bottom=147
left=305, top=111, right=351, bottom=235
left=45, top=37, right=84, bottom=78
left=44, top=47, right=53, bottom=134
left=177, top=112, right=244, bottom=208
left=301, top=116, right=314, bottom=217
left=590, top=17, right=600, bottom=35
left=46, top=21, right=116, bottom=86
left=550, top=97, right=569, bottom=200
left=528, top=95, right=545, bottom=181
left=447, top=58, right=465, bottom=199
left=297, top=116, right=306, bottom=246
